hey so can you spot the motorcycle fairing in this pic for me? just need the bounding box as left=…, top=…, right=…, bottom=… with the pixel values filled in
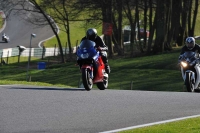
left=93, top=51, right=100, bottom=61
left=184, top=71, right=195, bottom=84
left=93, top=56, right=105, bottom=83
left=81, top=56, right=105, bottom=83
left=194, top=64, right=200, bottom=89
left=2, top=35, right=9, bottom=42
left=181, top=64, right=200, bottom=89
left=77, top=40, right=97, bottom=59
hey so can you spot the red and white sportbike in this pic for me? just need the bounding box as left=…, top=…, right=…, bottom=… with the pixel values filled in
left=76, top=39, right=109, bottom=91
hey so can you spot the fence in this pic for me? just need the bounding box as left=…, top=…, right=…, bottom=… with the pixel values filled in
left=0, top=46, right=77, bottom=64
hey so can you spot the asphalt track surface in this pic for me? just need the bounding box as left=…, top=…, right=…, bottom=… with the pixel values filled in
left=0, top=9, right=54, bottom=49
left=0, top=85, right=200, bottom=133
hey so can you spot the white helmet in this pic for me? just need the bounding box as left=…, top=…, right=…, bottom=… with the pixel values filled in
left=185, top=37, right=195, bottom=50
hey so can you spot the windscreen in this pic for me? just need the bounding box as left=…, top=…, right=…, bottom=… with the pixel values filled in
left=79, top=40, right=96, bottom=49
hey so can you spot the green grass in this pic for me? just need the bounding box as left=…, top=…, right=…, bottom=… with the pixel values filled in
left=119, top=116, right=200, bottom=133
left=0, top=17, right=3, bottom=29
left=107, top=49, right=182, bottom=91
left=0, top=59, right=79, bottom=88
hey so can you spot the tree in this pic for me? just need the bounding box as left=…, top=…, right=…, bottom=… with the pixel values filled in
left=112, top=0, right=124, bottom=56
left=163, top=0, right=173, bottom=51
left=143, top=0, right=148, bottom=49
left=153, top=0, right=165, bottom=53
left=179, top=0, right=190, bottom=46
left=102, top=0, right=113, bottom=58
left=170, top=0, right=182, bottom=46
left=135, top=0, right=144, bottom=53
left=147, top=0, right=156, bottom=54
left=123, top=0, right=137, bottom=57
left=188, top=0, right=199, bottom=37
left=39, top=0, right=79, bottom=59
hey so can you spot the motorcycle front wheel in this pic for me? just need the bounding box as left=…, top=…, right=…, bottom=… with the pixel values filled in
left=185, top=72, right=195, bottom=92
left=96, top=75, right=108, bottom=90
left=82, top=68, right=93, bottom=91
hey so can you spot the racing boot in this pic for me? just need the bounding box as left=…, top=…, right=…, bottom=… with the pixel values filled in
left=105, top=63, right=110, bottom=74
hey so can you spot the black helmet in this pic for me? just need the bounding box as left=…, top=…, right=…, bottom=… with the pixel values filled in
left=86, top=28, right=97, bottom=41
left=185, top=37, right=195, bottom=50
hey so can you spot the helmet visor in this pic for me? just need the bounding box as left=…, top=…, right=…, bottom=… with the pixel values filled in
left=86, top=28, right=97, bottom=41
left=187, top=42, right=194, bottom=49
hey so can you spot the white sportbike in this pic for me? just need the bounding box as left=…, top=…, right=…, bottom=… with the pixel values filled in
left=179, top=51, right=200, bottom=92
left=2, top=33, right=10, bottom=43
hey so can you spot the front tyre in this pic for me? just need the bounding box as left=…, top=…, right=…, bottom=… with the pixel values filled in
left=185, top=72, right=195, bottom=92
left=96, top=75, right=108, bottom=90
left=82, top=68, right=93, bottom=91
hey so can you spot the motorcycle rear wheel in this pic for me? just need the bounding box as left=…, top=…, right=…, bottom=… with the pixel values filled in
left=185, top=73, right=195, bottom=92
left=82, top=68, right=93, bottom=91
left=96, top=75, right=108, bottom=90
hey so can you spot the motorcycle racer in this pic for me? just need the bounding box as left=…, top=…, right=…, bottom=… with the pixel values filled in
left=2, top=33, right=9, bottom=42
left=180, top=37, right=200, bottom=54
left=78, top=28, right=110, bottom=74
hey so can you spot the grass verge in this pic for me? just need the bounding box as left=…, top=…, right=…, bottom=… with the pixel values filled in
left=119, top=116, right=200, bottom=133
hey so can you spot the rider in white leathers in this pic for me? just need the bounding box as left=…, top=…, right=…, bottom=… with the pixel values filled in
left=2, top=33, right=9, bottom=42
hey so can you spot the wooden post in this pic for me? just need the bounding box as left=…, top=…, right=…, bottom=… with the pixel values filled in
left=18, top=48, right=20, bottom=63
left=54, top=44, right=56, bottom=57
left=6, top=50, right=9, bottom=64
left=1, top=52, right=3, bottom=64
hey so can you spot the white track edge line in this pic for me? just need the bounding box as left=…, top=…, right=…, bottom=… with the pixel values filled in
left=99, top=114, right=200, bottom=133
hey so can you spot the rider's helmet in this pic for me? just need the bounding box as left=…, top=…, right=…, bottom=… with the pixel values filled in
left=185, top=37, right=195, bottom=50
left=86, top=28, right=97, bottom=41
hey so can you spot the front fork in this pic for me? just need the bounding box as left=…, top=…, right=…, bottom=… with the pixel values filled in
left=181, top=67, right=195, bottom=83
left=90, top=67, right=94, bottom=79
left=81, top=64, right=94, bottom=79
left=184, top=71, right=195, bottom=84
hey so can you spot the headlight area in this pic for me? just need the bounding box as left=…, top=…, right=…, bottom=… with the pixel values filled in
left=181, top=61, right=187, bottom=67
left=81, top=53, right=89, bottom=59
